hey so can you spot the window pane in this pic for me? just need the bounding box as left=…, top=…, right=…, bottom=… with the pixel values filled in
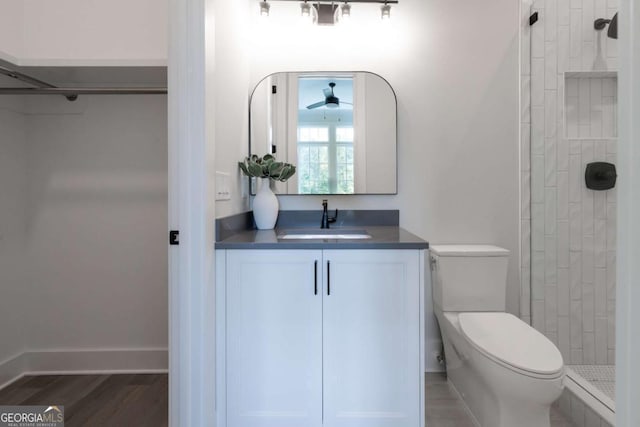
left=335, top=145, right=354, bottom=194
left=298, top=144, right=330, bottom=194
left=299, top=127, right=329, bottom=142
left=336, top=127, right=354, bottom=142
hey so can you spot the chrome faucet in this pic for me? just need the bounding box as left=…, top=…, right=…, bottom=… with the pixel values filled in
left=321, top=199, right=338, bottom=229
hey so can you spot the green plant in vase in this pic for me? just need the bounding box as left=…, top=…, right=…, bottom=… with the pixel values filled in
left=238, top=154, right=296, bottom=229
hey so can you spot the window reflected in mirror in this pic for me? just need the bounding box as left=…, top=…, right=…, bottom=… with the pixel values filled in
left=297, top=76, right=354, bottom=194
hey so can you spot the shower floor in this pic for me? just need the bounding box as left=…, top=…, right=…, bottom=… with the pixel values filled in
left=567, top=364, right=615, bottom=402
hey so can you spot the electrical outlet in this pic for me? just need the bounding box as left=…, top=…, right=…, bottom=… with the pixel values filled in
left=215, top=171, right=231, bottom=201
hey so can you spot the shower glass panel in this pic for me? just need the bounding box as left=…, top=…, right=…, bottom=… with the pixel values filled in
left=526, top=0, right=618, bottom=417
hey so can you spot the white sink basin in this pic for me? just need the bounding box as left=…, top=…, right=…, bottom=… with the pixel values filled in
left=278, top=229, right=372, bottom=240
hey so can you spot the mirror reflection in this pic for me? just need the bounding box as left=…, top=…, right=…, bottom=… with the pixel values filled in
left=250, top=72, right=397, bottom=195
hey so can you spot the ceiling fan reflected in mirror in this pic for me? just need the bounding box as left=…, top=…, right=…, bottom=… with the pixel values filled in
left=306, top=82, right=353, bottom=109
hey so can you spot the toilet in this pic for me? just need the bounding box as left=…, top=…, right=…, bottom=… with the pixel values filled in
left=430, top=244, right=564, bottom=427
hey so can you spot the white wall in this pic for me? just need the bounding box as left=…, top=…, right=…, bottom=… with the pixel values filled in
left=213, top=0, right=251, bottom=218
left=21, top=95, right=168, bottom=352
left=239, top=0, right=521, bottom=314
left=0, top=0, right=167, bottom=66
left=0, top=1, right=23, bottom=63
left=0, top=95, right=28, bottom=383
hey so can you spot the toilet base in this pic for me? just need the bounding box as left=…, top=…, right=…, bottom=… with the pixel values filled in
left=446, top=379, right=481, bottom=427
left=494, top=406, right=552, bottom=427
left=447, top=379, right=552, bottom=427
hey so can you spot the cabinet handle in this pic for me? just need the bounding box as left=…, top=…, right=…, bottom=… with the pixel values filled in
left=327, top=261, right=331, bottom=296
left=314, top=260, right=318, bottom=295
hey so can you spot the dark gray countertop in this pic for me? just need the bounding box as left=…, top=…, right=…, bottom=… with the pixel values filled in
left=215, top=226, right=428, bottom=250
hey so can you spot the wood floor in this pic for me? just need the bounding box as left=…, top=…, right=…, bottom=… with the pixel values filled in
left=0, top=372, right=574, bottom=426
left=0, top=374, right=167, bottom=427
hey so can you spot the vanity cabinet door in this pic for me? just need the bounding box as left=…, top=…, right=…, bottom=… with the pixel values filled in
left=226, top=250, right=323, bottom=427
left=322, top=250, right=421, bottom=427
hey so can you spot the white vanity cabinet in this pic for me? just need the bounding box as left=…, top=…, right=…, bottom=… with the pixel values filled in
left=216, top=249, right=425, bottom=427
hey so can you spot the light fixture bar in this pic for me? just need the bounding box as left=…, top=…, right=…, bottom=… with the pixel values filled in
left=269, top=0, right=398, bottom=3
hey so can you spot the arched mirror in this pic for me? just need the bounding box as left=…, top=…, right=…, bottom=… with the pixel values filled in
left=249, top=71, right=397, bottom=195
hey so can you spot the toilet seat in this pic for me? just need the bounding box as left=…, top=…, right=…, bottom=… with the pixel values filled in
left=458, top=312, right=564, bottom=379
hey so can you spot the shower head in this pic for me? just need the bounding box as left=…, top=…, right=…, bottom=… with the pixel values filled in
left=594, top=13, right=618, bottom=39
left=608, top=13, right=618, bottom=39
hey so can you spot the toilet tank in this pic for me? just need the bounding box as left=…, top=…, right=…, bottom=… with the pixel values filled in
left=430, top=245, right=510, bottom=312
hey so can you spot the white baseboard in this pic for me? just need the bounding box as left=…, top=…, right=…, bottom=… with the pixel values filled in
left=0, top=353, right=27, bottom=390
left=0, top=348, right=168, bottom=390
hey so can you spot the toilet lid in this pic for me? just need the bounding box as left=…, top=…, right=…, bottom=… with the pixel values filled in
left=459, top=312, right=563, bottom=376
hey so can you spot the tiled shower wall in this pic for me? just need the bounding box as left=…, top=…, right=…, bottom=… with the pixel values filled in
left=520, top=0, right=618, bottom=365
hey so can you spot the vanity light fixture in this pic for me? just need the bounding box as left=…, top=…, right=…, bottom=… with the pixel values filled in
left=259, top=0, right=271, bottom=17
left=258, top=0, right=398, bottom=25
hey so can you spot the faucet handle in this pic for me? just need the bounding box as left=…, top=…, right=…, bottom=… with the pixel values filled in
left=328, top=208, right=338, bottom=223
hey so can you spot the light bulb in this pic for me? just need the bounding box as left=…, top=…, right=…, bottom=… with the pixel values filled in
left=259, top=1, right=270, bottom=17
left=381, top=4, right=391, bottom=20
left=300, top=1, right=315, bottom=25
left=301, top=2, right=311, bottom=18
left=341, top=3, right=351, bottom=23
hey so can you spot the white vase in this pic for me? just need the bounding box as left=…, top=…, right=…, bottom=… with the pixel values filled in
left=253, top=179, right=279, bottom=229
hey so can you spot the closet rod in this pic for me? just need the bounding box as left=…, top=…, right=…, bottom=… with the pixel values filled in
left=0, top=65, right=79, bottom=100
left=0, top=65, right=58, bottom=89
left=0, top=65, right=167, bottom=99
left=0, top=87, right=167, bottom=95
